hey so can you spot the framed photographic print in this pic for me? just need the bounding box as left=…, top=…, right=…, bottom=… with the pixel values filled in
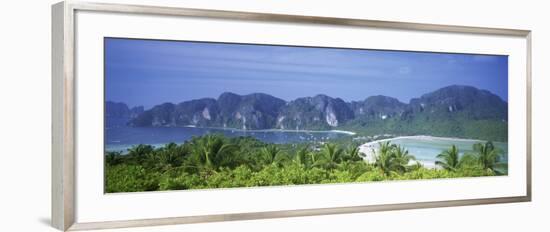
left=52, top=1, right=531, bottom=231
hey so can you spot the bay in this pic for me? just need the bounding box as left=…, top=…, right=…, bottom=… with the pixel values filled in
left=105, top=126, right=352, bottom=152
left=359, top=136, right=508, bottom=171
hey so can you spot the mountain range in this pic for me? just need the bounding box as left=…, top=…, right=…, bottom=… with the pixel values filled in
left=107, top=85, right=508, bottom=141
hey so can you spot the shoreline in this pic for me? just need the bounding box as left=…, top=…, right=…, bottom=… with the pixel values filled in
left=357, top=135, right=490, bottom=169
left=106, top=127, right=357, bottom=153
left=365, top=135, right=487, bottom=144
left=182, top=125, right=356, bottom=135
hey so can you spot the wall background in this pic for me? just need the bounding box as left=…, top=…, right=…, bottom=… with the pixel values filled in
left=0, top=0, right=547, bottom=231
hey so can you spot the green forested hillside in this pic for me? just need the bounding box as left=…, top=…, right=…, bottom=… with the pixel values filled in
left=112, top=85, right=508, bottom=142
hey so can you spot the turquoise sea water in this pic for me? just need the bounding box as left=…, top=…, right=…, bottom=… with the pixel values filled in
left=389, top=137, right=508, bottom=164
left=105, top=126, right=351, bottom=152
left=106, top=122, right=508, bottom=172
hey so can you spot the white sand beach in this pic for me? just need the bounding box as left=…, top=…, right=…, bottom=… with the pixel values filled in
left=357, top=135, right=485, bottom=169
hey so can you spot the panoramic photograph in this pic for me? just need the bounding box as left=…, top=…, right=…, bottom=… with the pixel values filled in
left=104, top=37, right=508, bottom=193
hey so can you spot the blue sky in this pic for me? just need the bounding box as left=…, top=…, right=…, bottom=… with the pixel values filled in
left=105, top=38, right=508, bottom=109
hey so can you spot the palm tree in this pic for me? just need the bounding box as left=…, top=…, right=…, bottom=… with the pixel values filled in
left=158, top=142, right=186, bottom=168
left=374, top=141, right=396, bottom=175
left=127, top=144, right=154, bottom=164
left=343, top=146, right=364, bottom=162
left=319, top=143, right=343, bottom=169
left=261, top=144, right=282, bottom=165
left=293, top=145, right=310, bottom=167
left=105, top=151, right=121, bottom=166
left=309, top=151, right=321, bottom=168
left=435, top=145, right=460, bottom=171
left=373, top=141, right=414, bottom=175
left=392, top=145, right=415, bottom=173
left=191, top=134, right=237, bottom=171
left=473, top=141, right=504, bottom=174
left=127, top=144, right=154, bottom=157
left=375, top=141, right=395, bottom=159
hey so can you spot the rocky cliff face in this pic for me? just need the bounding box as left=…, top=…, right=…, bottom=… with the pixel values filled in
left=276, top=95, right=354, bottom=130
left=105, top=101, right=144, bottom=127
left=128, top=92, right=286, bottom=130
left=350, top=95, right=407, bottom=121
left=105, top=101, right=144, bottom=118
left=123, top=85, right=508, bottom=140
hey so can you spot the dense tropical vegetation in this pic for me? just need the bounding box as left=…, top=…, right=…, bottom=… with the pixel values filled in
left=105, top=134, right=505, bottom=193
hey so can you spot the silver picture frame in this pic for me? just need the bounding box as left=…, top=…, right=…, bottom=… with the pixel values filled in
left=52, top=1, right=532, bottom=231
